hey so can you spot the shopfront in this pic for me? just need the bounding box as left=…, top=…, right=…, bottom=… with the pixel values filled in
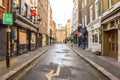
left=102, top=14, right=120, bottom=59
left=13, top=14, right=38, bottom=55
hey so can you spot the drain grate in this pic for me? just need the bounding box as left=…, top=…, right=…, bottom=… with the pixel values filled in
left=55, top=51, right=68, bottom=53
left=63, top=49, right=70, bottom=51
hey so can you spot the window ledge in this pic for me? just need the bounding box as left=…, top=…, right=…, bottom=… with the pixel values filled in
left=0, top=5, right=5, bottom=9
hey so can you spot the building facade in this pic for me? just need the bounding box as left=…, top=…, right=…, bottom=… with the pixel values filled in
left=51, top=21, right=56, bottom=44
left=65, top=19, right=72, bottom=40
left=11, top=0, right=38, bottom=56
left=72, top=0, right=82, bottom=44
left=0, top=0, right=10, bottom=59
left=56, top=27, right=66, bottom=43
left=37, top=0, right=49, bottom=47
left=101, top=0, right=120, bottom=61
left=48, top=2, right=52, bottom=45
left=83, top=0, right=102, bottom=52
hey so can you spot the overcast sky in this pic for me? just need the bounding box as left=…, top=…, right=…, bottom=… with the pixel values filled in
left=49, top=0, right=73, bottom=26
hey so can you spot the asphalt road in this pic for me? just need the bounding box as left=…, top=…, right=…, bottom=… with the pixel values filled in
left=20, top=44, right=109, bottom=80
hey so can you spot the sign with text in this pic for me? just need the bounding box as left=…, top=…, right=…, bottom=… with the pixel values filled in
left=3, top=13, right=13, bottom=25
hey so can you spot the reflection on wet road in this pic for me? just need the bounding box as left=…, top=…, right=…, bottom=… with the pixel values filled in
left=20, top=44, right=108, bottom=80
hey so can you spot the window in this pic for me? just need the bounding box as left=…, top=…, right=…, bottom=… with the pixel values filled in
left=109, top=0, right=113, bottom=8
left=0, top=0, right=3, bottom=6
left=23, top=4, right=28, bottom=17
left=92, top=34, right=98, bottom=43
left=95, top=0, right=99, bottom=19
left=85, top=15, right=87, bottom=26
left=85, top=0, right=87, bottom=6
left=82, top=2, right=84, bottom=9
left=30, top=0, right=33, bottom=4
left=90, top=5, right=93, bottom=22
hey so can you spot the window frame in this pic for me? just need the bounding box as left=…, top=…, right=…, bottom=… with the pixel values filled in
left=0, top=0, right=3, bottom=6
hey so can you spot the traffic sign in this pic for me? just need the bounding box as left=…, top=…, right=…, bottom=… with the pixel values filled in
left=3, top=13, right=13, bottom=25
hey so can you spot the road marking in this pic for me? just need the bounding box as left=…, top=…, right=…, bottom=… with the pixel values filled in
left=45, top=65, right=61, bottom=80
left=97, top=67, right=104, bottom=70
left=14, top=53, right=46, bottom=80
left=81, top=60, right=102, bottom=80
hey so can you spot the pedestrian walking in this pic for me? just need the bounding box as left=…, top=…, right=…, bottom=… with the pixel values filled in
left=70, top=35, right=74, bottom=47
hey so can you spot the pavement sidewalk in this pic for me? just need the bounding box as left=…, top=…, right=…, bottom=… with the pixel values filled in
left=0, top=46, right=51, bottom=79
left=72, top=45, right=120, bottom=79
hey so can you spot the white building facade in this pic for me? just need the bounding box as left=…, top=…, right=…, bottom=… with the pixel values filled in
left=82, top=0, right=102, bottom=52
left=72, top=0, right=79, bottom=32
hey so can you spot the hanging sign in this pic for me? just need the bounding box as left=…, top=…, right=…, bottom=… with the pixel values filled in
left=31, top=9, right=36, bottom=16
left=3, top=13, right=13, bottom=25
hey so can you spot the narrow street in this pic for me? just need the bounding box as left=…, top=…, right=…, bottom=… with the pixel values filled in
left=19, top=44, right=108, bottom=80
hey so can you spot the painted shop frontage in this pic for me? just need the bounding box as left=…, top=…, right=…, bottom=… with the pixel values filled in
left=101, top=6, right=120, bottom=62
left=12, top=14, right=38, bottom=55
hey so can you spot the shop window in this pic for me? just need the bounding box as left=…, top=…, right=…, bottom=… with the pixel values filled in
left=31, top=33, right=36, bottom=44
left=19, top=31, right=27, bottom=44
left=92, top=34, right=98, bottom=43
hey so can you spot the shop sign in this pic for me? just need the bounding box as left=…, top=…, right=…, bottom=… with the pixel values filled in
left=31, top=9, right=36, bottom=16
left=3, top=13, right=13, bottom=25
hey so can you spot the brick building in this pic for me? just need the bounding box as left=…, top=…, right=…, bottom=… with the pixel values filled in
left=56, top=27, right=66, bottom=43
left=10, top=0, right=38, bottom=56
left=82, top=0, right=102, bottom=52
left=37, top=0, right=49, bottom=46
left=48, top=1, right=52, bottom=45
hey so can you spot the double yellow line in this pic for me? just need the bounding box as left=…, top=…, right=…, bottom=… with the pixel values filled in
left=14, top=53, right=46, bottom=80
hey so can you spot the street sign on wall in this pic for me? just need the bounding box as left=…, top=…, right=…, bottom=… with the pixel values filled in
left=3, top=13, right=13, bottom=25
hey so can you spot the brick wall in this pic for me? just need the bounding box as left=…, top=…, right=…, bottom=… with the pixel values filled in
left=0, top=0, right=8, bottom=19
left=37, top=0, right=48, bottom=35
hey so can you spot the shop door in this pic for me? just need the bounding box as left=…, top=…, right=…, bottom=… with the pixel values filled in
left=108, top=30, right=118, bottom=58
left=27, top=30, right=31, bottom=51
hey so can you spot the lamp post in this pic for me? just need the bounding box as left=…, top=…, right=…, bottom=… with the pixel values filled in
left=5, top=0, right=12, bottom=68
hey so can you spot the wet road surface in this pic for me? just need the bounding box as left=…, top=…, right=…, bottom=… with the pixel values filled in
left=20, top=44, right=109, bottom=80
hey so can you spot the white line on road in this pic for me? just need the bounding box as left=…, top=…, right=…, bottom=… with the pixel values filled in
left=45, top=65, right=61, bottom=80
